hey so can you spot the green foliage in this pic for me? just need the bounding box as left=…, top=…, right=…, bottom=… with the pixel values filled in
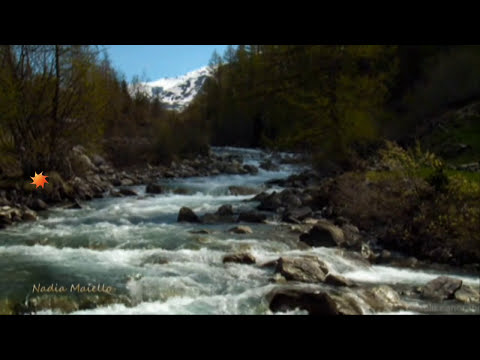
left=415, top=174, right=480, bottom=260
left=184, top=45, right=398, bottom=162
left=0, top=45, right=206, bottom=176
left=362, top=142, right=480, bottom=262
left=379, top=141, right=444, bottom=173
left=376, top=141, right=445, bottom=196
left=0, top=45, right=115, bottom=177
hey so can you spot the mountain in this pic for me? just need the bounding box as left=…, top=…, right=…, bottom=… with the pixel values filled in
left=140, top=66, right=213, bottom=111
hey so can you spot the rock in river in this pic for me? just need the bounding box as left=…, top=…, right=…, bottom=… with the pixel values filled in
left=454, top=284, right=480, bottom=304
left=178, top=207, right=200, bottom=223
left=223, top=253, right=256, bottom=265
left=324, top=273, right=353, bottom=287
left=268, top=285, right=405, bottom=315
left=300, top=221, right=345, bottom=248
left=276, top=256, right=329, bottom=283
left=422, top=276, right=463, bottom=301
left=268, top=288, right=361, bottom=315
left=357, top=286, right=406, bottom=313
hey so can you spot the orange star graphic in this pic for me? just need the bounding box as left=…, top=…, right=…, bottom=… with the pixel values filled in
left=30, top=172, right=49, bottom=189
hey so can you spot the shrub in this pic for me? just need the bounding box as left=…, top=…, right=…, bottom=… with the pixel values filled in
left=416, top=174, right=480, bottom=262
left=321, top=141, right=480, bottom=264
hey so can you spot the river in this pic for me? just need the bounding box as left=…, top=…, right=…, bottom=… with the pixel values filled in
left=0, top=147, right=478, bottom=315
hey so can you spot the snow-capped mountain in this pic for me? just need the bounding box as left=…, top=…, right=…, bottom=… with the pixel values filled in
left=137, top=66, right=213, bottom=111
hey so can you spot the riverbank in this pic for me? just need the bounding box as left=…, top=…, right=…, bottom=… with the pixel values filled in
left=0, top=147, right=478, bottom=315
left=1, top=146, right=299, bottom=229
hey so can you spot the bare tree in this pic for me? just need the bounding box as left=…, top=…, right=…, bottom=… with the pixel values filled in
left=0, top=45, right=112, bottom=177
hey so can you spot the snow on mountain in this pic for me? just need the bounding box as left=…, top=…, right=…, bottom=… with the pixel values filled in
left=138, top=66, right=213, bottom=111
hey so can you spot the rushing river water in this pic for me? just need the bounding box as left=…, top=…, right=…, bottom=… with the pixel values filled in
left=0, top=147, right=478, bottom=315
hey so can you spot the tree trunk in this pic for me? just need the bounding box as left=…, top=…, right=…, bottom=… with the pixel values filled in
left=48, top=45, right=61, bottom=169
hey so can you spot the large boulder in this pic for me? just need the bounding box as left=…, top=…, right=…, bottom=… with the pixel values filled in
left=268, top=285, right=405, bottom=315
left=268, top=288, right=361, bottom=315
left=300, top=221, right=345, bottom=248
left=454, top=284, right=480, bottom=304
left=422, top=276, right=463, bottom=300
left=276, top=256, right=329, bottom=283
left=223, top=253, right=256, bottom=265
left=178, top=207, right=200, bottom=223
left=357, top=286, right=406, bottom=313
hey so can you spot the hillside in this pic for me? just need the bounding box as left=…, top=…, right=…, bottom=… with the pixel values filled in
left=419, top=101, right=480, bottom=169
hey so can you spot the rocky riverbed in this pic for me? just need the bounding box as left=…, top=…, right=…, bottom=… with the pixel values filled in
left=0, top=147, right=478, bottom=315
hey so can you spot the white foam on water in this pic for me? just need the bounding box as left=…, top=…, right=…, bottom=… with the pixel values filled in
left=343, top=265, right=479, bottom=287
left=376, top=311, right=420, bottom=315
left=0, top=245, right=235, bottom=269
left=0, top=245, right=140, bottom=269
left=65, top=284, right=277, bottom=315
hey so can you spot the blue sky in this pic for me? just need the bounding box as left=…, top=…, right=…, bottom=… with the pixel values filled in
left=106, top=45, right=230, bottom=82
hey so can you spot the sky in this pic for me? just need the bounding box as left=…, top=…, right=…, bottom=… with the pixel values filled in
left=106, top=45, right=230, bottom=82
